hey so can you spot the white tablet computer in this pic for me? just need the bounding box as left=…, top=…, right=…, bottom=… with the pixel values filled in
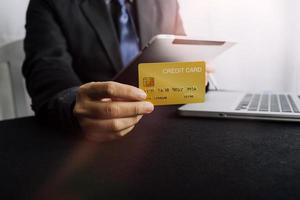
left=114, top=34, right=234, bottom=87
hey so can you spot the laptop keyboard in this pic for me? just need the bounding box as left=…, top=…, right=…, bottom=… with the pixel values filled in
left=236, top=94, right=299, bottom=113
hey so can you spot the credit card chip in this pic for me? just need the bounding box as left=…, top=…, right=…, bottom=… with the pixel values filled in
left=143, top=77, right=155, bottom=87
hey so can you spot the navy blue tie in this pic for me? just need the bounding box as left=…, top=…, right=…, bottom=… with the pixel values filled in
left=116, top=0, right=140, bottom=67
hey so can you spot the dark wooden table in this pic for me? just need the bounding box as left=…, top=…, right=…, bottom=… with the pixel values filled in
left=0, top=106, right=299, bottom=200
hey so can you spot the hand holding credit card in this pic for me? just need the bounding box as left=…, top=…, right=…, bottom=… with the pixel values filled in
left=138, top=61, right=206, bottom=105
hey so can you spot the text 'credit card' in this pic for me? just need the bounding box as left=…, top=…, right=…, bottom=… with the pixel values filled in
left=138, top=61, right=206, bottom=105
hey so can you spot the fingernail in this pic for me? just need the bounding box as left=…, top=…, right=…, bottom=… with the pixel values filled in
left=138, top=89, right=147, bottom=99
left=144, top=102, right=154, bottom=113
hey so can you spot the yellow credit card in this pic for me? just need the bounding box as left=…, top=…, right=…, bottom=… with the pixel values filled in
left=138, top=61, right=206, bottom=105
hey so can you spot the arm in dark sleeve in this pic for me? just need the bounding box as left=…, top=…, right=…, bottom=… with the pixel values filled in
left=22, top=0, right=81, bottom=131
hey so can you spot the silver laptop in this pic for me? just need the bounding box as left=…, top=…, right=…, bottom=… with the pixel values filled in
left=178, top=91, right=300, bottom=122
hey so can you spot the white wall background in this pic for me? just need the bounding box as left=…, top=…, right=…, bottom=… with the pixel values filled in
left=0, top=0, right=299, bottom=92
left=286, top=0, right=300, bottom=93
left=179, top=0, right=299, bottom=93
left=0, top=0, right=29, bottom=47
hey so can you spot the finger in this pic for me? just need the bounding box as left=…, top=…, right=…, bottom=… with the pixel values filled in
left=206, top=65, right=215, bottom=73
left=82, top=81, right=147, bottom=101
left=118, top=125, right=135, bottom=137
left=84, top=126, right=136, bottom=143
left=78, top=101, right=154, bottom=119
left=80, top=115, right=143, bottom=133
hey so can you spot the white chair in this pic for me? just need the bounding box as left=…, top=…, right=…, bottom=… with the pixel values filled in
left=0, top=40, right=33, bottom=120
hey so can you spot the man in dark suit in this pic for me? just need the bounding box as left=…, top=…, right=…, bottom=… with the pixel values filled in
left=23, top=0, right=186, bottom=142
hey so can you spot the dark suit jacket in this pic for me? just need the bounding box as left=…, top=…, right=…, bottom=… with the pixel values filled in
left=22, top=0, right=185, bottom=130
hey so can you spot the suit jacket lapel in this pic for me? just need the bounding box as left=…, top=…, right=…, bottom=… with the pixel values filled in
left=136, top=0, right=157, bottom=48
left=80, top=0, right=123, bottom=72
